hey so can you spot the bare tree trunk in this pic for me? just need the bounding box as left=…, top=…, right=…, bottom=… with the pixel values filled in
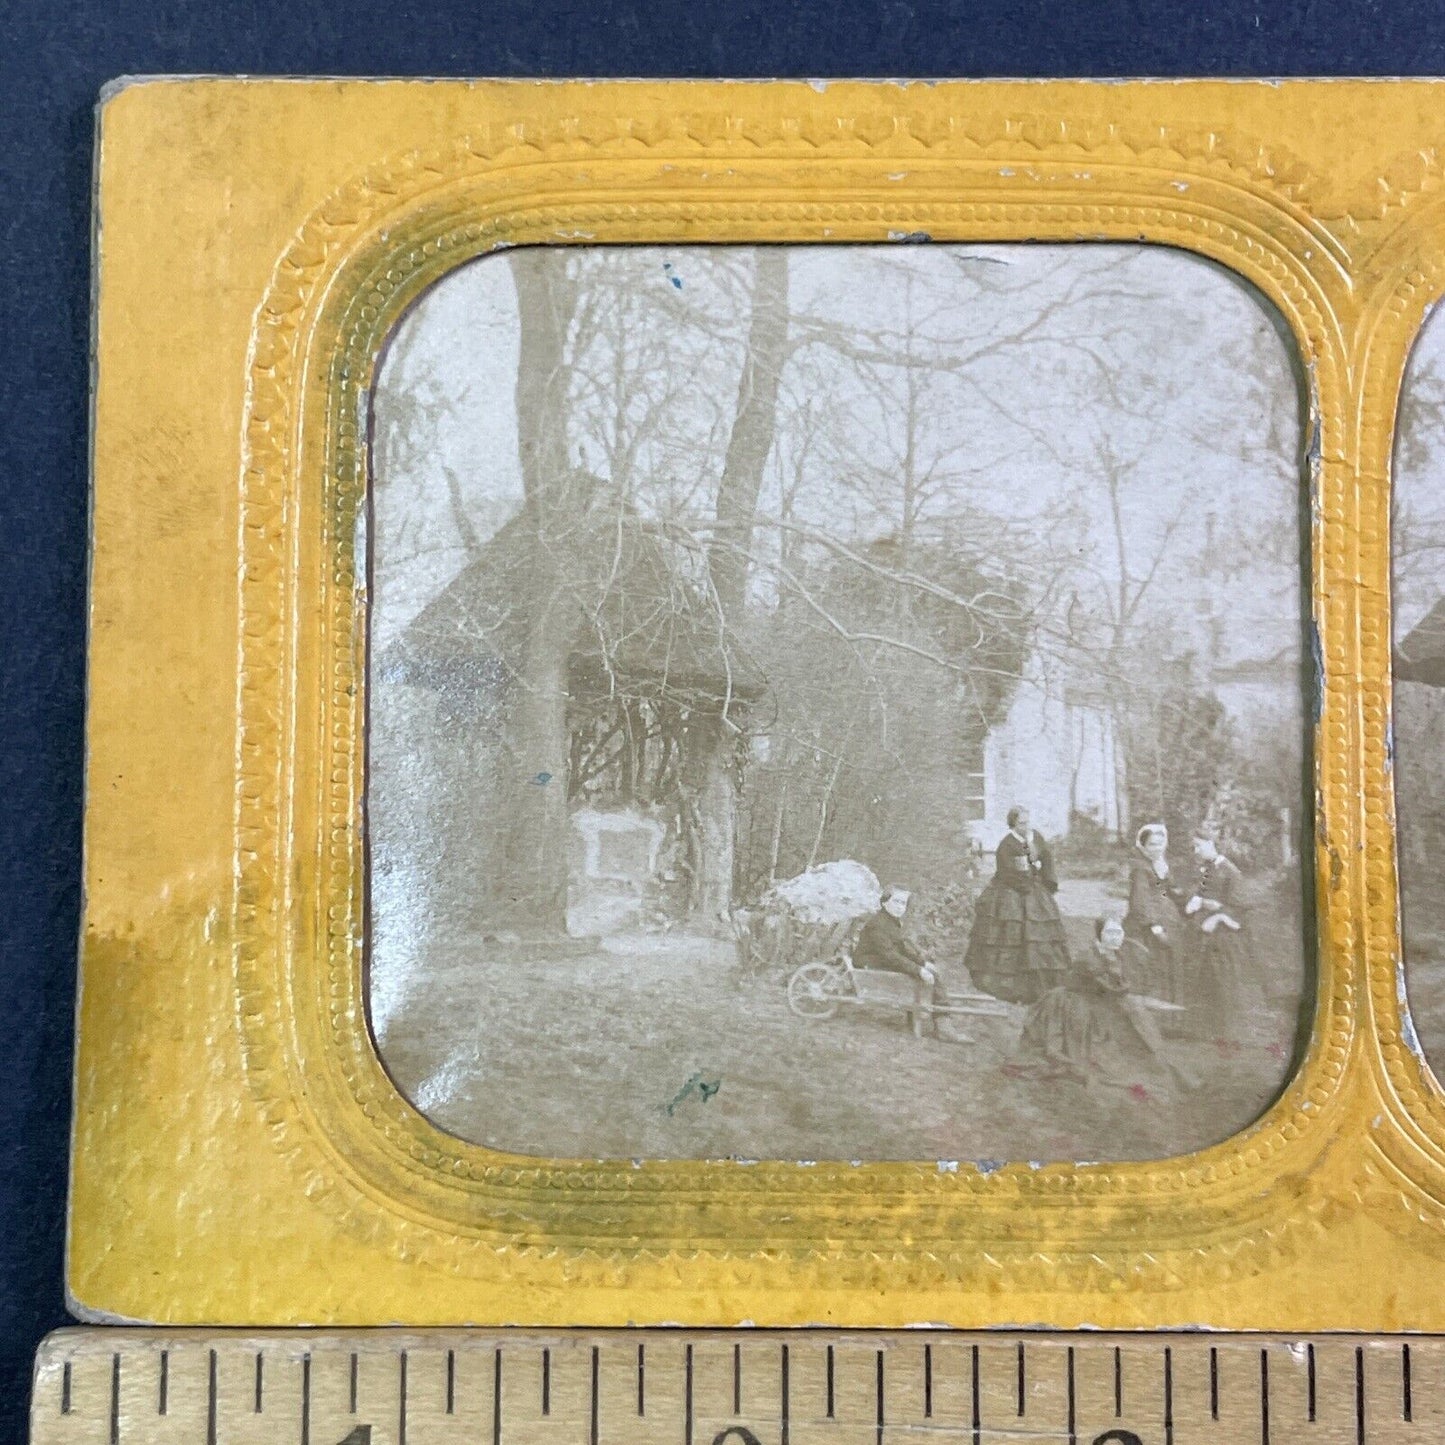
left=682, top=715, right=738, bottom=927
left=496, top=251, right=583, bottom=933
left=687, top=249, right=790, bottom=926
left=898, top=267, right=920, bottom=586
left=710, top=249, right=790, bottom=617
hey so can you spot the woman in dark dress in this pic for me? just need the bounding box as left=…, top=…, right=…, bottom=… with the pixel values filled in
left=1182, top=827, right=1260, bottom=1039
left=964, top=806, right=1071, bottom=1004
left=1123, top=822, right=1186, bottom=1007
left=1005, top=916, right=1197, bottom=1091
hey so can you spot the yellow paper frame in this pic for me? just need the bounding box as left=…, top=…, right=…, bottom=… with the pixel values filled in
left=72, top=76, right=1445, bottom=1327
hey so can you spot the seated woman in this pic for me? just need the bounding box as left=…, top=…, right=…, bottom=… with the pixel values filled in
left=1123, top=822, right=1186, bottom=1007
left=963, top=806, right=1071, bottom=1004
left=1004, top=917, right=1198, bottom=1091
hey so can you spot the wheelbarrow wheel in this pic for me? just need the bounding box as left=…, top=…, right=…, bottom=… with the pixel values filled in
left=787, top=961, right=844, bottom=1020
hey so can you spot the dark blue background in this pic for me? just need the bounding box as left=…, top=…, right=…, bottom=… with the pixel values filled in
left=3, top=3, right=1443, bottom=1440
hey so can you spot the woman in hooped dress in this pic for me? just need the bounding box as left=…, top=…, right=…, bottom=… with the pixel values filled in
left=964, top=805, right=1072, bottom=1005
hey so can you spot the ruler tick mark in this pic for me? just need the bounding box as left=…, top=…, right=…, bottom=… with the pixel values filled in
left=1017, top=1340, right=1026, bottom=1415
left=446, top=1348, right=455, bottom=1415
left=875, top=1349, right=885, bottom=1445
left=349, top=1350, right=358, bottom=1414
left=542, top=1346, right=551, bottom=1416
left=1403, top=1341, right=1413, bottom=1421
left=1067, top=1346, right=1076, bottom=1445
left=60, top=1360, right=71, bottom=1416
left=923, top=1342, right=932, bottom=1419
left=1163, top=1345, right=1173, bottom=1445
left=1307, top=1342, right=1315, bottom=1422
left=399, top=1349, right=408, bottom=1445
left=208, top=1350, right=218, bottom=1445
left=300, top=1352, right=310, bottom=1445
left=591, top=1345, right=600, bottom=1445
left=734, top=1342, right=742, bottom=1416
left=970, top=1343, right=980, bottom=1445
left=158, top=1349, right=168, bottom=1415
left=110, top=1353, right=120, bottom=1445
left=780, top=1343, right=790, bottom=1445
left=494, top=1348, right=503, bottom=1445
left=825, top=1344, right=834, bottom=1419
left=1259, top=1348, right=1270, bottom=1445
left=1114, top=1344, right=1122, bottom=1417
left=638, top=1343, right=645, bottom=1416
left=1355, top=1346, right=1366, bottom=1445
left=255, top=1350, right=265, bottom=1413
left=1210, top=1346, right=1219, bottom=1421
left=685, top=1344, right=694, bottom=1445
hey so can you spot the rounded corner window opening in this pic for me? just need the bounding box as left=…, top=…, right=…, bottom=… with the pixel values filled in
left=357, top=239, right=1317, bottom=1167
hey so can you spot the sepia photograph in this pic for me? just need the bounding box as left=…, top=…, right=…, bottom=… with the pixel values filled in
left=366, top=242, right=1312, bottom=1163
left=1394, top=306, right=1445, bottom=1072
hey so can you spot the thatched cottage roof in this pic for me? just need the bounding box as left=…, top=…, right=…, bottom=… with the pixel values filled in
left=381, top=506, right=767, bottom=710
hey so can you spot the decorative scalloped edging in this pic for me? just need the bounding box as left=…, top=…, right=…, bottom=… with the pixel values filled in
left=228, top=97, right=1434, bottom=1295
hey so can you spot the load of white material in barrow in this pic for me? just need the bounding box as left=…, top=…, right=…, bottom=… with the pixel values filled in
left=763, top=859, right=882, bottom=927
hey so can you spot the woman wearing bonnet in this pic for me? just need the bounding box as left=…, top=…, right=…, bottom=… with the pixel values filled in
left=1124, top=822, right=1186, bottom=1008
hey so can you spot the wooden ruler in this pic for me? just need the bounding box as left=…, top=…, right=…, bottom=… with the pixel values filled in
left=29, top=1329, right=1445, bottom=1444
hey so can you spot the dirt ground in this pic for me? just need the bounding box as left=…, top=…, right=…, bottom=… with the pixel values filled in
left=374, top=926, right=1306, bottom=1164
